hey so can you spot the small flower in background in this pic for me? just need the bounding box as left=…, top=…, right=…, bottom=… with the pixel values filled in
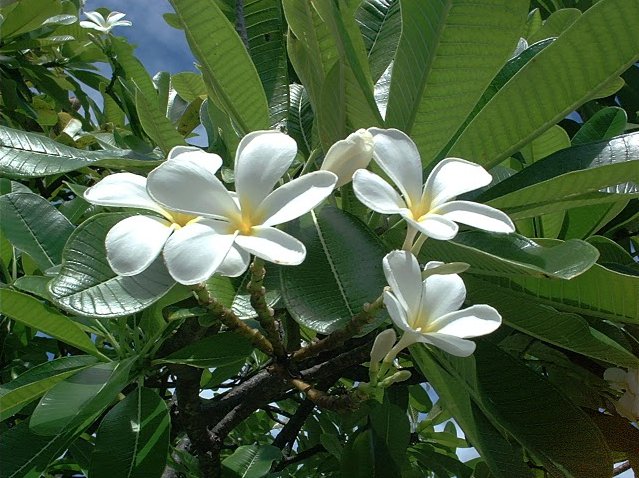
left=604, top=367, right=639, bottom=421
left=80, top=10, right=132, bottom=33
left=147, top=130, right=337, bottom=276
left=352, top=128, right=515, bottom=242
left=84, top=147, right=246, bottom=285
left=320, top=129, right=374, bottom=188
left=382, top=250, right=502, bottom=357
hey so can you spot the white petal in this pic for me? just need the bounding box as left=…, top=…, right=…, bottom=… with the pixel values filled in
left=423, top=157, right=493, bottom=207
left=111, top=20, right=132, bottom=27
left=84, top=173, right=168, bottom=217
left=383, top=250, right=422, bottom=313
left=383, top=291, right=413, bottom=333
left=616, top=391, right=639, bottom=420
left=79, top=20, right=106, bottom=31
left=428, top=305, right=502, bottom=338
left=167, top=146, right=223, bottom=171
left=420, top=274, right=467, bottom=323
left=234, top=131, right=297, bottom=212
left=320, top=129, right=374, bottom=188
left=84, top=10, right=106, bottom=26
left=368, top=128, right=423, bottom=207
left=163, top=223, right=237, bottom=285
left=105, top=215, right=172, bottom=276
left=259, top=171, right=337, bottom=226
left=422, top=334, right=477, bottom=357
left=435, top=201, right=515, bottom=233
left=352, top=169, right=406, bottom=214
left=216, top=244, right=251, bottom=277
left=370, top=328, right=397, bottom=363
left=147, top=156, right=239, bottom=220
left=405, top=214, right=458, bottom=241
left=106, top=11, right=127, bottom=23
left=235, top=226, right=305, bottom=265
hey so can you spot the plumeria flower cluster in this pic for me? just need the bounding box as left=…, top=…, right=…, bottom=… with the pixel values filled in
left=86, top=126, right=511, bottom=369
left=80, top=10, right=132, bottom=33
left=604, top=367, right=639, bottom=422
left=84, top=132, right=337, bottom=285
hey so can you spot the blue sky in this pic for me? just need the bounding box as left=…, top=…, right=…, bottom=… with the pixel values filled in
left=86, top=0, right=196, bottom=75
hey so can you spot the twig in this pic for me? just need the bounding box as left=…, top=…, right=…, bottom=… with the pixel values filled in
left=273, top=444, right=327, bottom=472
left=247, top=258, right=286, bottom=358
left=273, top=399, right=315, bottom=449
left=289, top=378, right=362, bottom=411
left=293, top=295, right=384, bottom=361
left=192, top=283, right=274, bottom=355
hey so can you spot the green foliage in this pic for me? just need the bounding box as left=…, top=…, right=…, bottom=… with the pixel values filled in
left=1, top=0, right=638, bottom=477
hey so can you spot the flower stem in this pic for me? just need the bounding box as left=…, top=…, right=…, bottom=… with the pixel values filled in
left=293, top=294, right=385, bottom=361
left=191, top=283, right=274, bottom=356
left=410, top=234, right=427, bottom=255
left=402, top=225, right=418, bottom=251
left=289, top=377, right=361, bottom=411
left=247, top=257, right=286, bottom=358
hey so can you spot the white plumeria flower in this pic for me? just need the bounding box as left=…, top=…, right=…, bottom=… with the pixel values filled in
left=320, top=129, right=374, bottom=188
left=146, top=130, right=337, bottom=276
left=352, top=128, right=515, bottom=241
left=80, top=11, right=132, bottom=33
left=604, top=367, right=639, bottom=421
left=84, top=147, right=247, bottom=285
left=382, top=250, right=502, bottom=357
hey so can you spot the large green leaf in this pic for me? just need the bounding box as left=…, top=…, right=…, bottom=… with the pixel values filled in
left=0, top=0, right=62, bottom=40
left=0, top=126, right=161, bottom=179
left=0, top=356, right=98, bottom=420
left=471, top=342, right=613, bottom=477
left=0, top=289, right=101, bottom=357
left=0, top=192, right=74, bottom=270
left=356, top=0, right=401, bottom=82
left=221, top=444, right=281, bottom=478
left=135, top=88, right=186, bottom=154
left=386, top=0, right=527, bottom=164
left=111, top=37, right=157, bottom=105
left=281, top=206, right=387, bottom=334
left=29, top=359, right=134, bottom=436
left=419, top=230, right=599, bottom=280
left=169, top=0, right=269, bottom=133
left=48, top=214, right=175, bottom=318
left=286, top=84, right=314, bottom=156
left=484, top=256, right=639, bottom=323
left=411, top=347, right=533, bottom=478
left=480, top=133, right=639, bottom=218
left=465, top=277, right=639, bottom=368
left=449, top=0, right=639, bottom=167
left=369, top=393, right=410, bottom=473
left=89, top=387, right=170, bottom=478
left=155, top=332, right=253, bottom=368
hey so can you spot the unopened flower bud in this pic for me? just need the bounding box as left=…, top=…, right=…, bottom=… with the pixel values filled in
left=320, top=129, right=374, bottom=187
left=379, top=370, right=412, bottom=388
left=370, top=328, right=397, bottom=364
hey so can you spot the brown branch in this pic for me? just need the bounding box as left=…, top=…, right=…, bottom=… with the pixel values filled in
left=614, top=461, right=631, bottom=476
left=273, top=444, right=327, bottom=472
left=247, top=258, right=286, bottom=358
left=273, top=399, right=316, bottom=449
left=292, top=294, right=384, bottom=361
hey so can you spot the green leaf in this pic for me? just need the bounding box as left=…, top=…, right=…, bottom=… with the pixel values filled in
left=0, top=0, right=62, bottom=40
left=135, top=88, right=186, bottom=154
left=571, top=106, right=627, bottom=145
left=527, top=8, right=581, bottom=44
left=221, top=444, right=281, bottom=478
left=340, top=430, right=375, bottom=478
left=169, top=0, right=269, bottom=133
left=111, top=37, right=158, bottom=106
left=89, top=388, right=170, bottom=478
left=520, top=125, right=570, bottom=164
left=155, top=332, right=253, bottom=368
left=480, top=133, right=639, bottom=218
left=471, top=341, right=613, bottom=478
left=386, top=0, right=527, bottom=164
left=281, top=206, right=387, bottom=334
left=48, top=214, right=175, bottom=318
left=0, top=289, right=101, bottom=357
left=287, top=84, right=314, bottom=156
left=13, top=275, right=52, bottom=300
left=411, top=347, right=533, bottom=478
left=30, top=359, right=134, bottom=436
left=0, top=192, right=74, bottom=270
left=0, top=126, right=161, bottom=179
left=369, top=394, right=410, bottom=472
left=420, top=230, right=599, bottom=280
left=486, top=254, right=639, bottom=323
left=449, top=0, right=639, bottom=168
left=465, top=277, right=639, bottom=368
left=356, top=0, right=401, bottom=82
left=0, top=356, right=98, bottom=420
left=171, top=72, right=206, bottom=103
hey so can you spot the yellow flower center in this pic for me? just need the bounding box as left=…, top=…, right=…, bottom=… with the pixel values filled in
left=165, top=211, right=200, bottom=230
left=227, top=208, right=262, bottom=236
